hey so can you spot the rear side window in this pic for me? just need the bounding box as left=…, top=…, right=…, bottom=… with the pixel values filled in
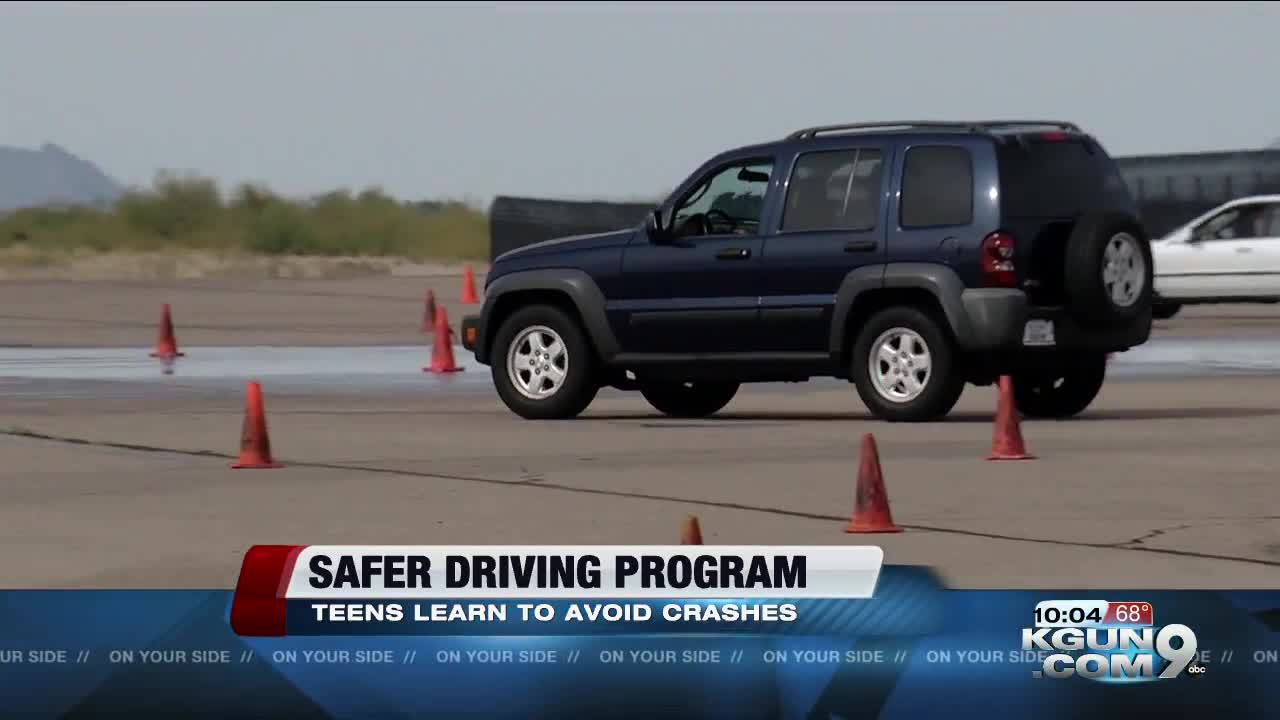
left=900, top=146, right=973, bottom=228
left=998, top=138, right=1134, bottom=217
left=781, top=148, right=884, bottom=232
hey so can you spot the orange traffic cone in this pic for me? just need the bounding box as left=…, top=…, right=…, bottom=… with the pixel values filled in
left=232, top=381, right=282, bottom=469
left=845, top=433, right=903, bottom=534
left=424, top=306, right=464, bottom=374
left=149, top=303, right=185, bottom=359
left=461, top=265, right=479, bottom=304
left=421, top=289, right=438, bottom=334
left=680, top=515, right=704, bottom=545
left=988, top=375, right=1034, bottom=461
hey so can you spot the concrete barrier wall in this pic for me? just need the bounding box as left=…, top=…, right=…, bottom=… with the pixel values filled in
left=1116, top=149, right=1280, bottom=236
left=487, top=196, right=653, bottom=262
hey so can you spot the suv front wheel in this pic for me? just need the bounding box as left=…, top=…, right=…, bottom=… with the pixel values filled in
left=491, top=305, right=599, bottom=420
left=851, top=306, right=965, bottom=422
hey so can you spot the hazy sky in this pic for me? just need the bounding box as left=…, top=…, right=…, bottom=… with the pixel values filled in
left=1, top=1, right=1277, bottom=204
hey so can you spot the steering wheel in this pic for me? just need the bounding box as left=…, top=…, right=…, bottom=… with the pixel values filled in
left=703, top=209, right=737, bottom=235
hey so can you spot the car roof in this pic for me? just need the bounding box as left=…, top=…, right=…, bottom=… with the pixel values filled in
left=1222, top=194, right=1280, bottom=204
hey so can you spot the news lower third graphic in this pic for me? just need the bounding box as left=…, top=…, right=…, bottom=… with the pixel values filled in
left=1, top=545, right=1279, bottom=719
left=230, top=545, right=885, bottom=637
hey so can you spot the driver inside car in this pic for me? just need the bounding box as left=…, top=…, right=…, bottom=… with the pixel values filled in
left=670, top=164, right=770, bottom=238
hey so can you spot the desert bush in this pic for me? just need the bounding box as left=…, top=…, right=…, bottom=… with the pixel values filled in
left=0, top=172, right=490, bottom=260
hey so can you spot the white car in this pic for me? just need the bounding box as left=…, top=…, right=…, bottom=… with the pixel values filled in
left=1151, top=194, right=1280, bottom=319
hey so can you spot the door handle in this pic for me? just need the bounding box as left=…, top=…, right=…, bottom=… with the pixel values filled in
left=844, top=240, right=878, bottom=253
left=1236, top=247, right=1253, bottom=253
left=716, top=248, right=751, bottom=260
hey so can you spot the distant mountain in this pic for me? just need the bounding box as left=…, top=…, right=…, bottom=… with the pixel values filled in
left=0, top=142, right=124, bottom=213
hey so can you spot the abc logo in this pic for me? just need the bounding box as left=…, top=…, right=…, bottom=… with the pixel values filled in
left=1186, top=662, right=1207, bottom=677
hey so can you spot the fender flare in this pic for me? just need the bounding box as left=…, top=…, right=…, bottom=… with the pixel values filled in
left=828, top=263, right=976, bottom=358
left=475, top=269, right=620, bottom=364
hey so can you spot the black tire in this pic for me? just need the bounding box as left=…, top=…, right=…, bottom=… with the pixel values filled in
left=851, top=306, right=965, bottom=422
left=1012, top=353, right=1107, bottom=419
left=1064, top=211, right=1155, bottom=327
left=640, top=381, right=739, bottom=418
left=1152, top=302, right=1182, bottom=320
left=490, top=304, right=599, bottom=420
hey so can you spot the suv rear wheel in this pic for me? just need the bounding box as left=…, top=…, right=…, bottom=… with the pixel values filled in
left=1012, top=353, right=1107, bottom=419
left=851, top=306, right=965, bottom=422
left=491, top=305, right=598, bottom=420
left=639, top=381, right=739, bottom=418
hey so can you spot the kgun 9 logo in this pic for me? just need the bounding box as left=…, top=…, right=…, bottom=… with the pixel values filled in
left=1021, top=624, right=1201, bottom=681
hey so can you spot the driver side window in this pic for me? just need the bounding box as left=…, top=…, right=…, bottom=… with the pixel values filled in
left=1194, top=208, right=1240, bottom=240
left=672, top=160, right=774, bottom=238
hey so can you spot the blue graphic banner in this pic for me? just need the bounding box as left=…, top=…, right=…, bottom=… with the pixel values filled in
left=2, top=567, right=1279, bottom=719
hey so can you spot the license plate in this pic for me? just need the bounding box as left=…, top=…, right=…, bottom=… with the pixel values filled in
left=1022, top=319, right=1056, bottom=347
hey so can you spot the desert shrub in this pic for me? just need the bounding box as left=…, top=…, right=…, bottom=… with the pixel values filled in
left=0, top=173, right=490, bottom=260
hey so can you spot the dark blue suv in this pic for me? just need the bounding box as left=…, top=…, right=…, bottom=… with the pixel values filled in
left=461, top=120, right=1154, bottom=422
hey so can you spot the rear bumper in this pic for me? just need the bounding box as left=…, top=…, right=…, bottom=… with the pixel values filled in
left=957, top=289, right=1151, bottom=353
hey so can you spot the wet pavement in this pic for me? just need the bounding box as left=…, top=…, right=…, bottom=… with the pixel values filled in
left=0, top=345, right=483, bottom=398
left=1, top=337, right=1278, bottom=399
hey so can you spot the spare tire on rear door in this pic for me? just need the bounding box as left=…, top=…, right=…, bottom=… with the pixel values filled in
left=1063, top=211, right=1154, bottom=326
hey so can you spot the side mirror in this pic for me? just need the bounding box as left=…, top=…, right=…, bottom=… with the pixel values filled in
left=646, top=208, right=670, bottom=242
left=1188, top=228, right=1216, bottom=245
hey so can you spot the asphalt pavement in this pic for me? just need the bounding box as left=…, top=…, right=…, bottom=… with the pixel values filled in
left=0, top=275, right=1277, bottom=590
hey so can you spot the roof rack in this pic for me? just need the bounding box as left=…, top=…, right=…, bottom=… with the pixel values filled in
left=975, top=120, right=1083, bottom=132
left=786, top=120, right=1082, bottom=140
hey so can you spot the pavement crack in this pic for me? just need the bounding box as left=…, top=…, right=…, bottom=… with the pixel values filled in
left=1118, top=517, right=1280, bottom=549
left=6, top=428, right=1280, bottom=571
left=4, top=428, right=230, bottom=459
left=515, top=466, right=545, bottom=484
left=1121, top=523, right=1204, bottom=547
left=896, top=523, right=1280, bottom=569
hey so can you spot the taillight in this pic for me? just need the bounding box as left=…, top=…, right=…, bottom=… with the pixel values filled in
left=981, top=232, right=1017, bottom=287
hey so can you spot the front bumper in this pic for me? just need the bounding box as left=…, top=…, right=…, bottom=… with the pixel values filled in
left=957, top=289, right=1151, bottom=353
